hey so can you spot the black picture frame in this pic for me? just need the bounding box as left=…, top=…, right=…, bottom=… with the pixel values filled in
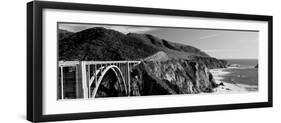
left=27, top=1, right=273, bottom=122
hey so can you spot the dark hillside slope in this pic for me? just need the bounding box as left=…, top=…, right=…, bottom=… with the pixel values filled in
left=59, top=27, right=159, bottom=61
left=60, top=27, right=211, bottom=60
left=126, top=33, right=210, bottom=59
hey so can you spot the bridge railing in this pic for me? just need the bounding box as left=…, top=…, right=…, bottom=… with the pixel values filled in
left=58, top=61, right=141, bottom=100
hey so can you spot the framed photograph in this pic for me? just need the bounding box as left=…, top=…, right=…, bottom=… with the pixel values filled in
left=27, top=1, right=273, bottom=122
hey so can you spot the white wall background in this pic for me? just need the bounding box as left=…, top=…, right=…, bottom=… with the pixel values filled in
left=0, top=0, right=280, bottom=122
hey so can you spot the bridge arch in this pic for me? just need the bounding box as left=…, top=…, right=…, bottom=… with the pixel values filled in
left=89, top=65, right=127, bottom=98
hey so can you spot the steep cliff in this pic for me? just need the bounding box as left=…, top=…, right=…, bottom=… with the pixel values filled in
left=130, top=59, right=218, bottom=96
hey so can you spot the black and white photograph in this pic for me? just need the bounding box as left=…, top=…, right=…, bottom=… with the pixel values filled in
left=57, top=22, right=259, bottom=100
left=25, top=1, right=273, bottom=122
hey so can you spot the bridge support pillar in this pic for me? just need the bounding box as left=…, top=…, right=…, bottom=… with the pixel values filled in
left=79, top=62, right=89, bottom=99
left=127, top=62, right=130, bottom=96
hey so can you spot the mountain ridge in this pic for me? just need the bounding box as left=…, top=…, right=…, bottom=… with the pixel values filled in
left=59, top=27, right=227, bottom=68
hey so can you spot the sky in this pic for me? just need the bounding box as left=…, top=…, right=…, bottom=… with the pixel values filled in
left=59, top=23, right=258, bottom=59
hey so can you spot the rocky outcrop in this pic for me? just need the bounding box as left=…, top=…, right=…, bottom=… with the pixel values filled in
left=130, top=59, right=218, bottom=96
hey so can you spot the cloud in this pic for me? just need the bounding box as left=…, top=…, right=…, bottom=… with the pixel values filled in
left=58, top=23, right=157, bottom=34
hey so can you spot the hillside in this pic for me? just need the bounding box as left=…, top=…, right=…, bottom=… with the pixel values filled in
left=59, top=27, right=158, bottom=61
left=59, top=27, right=214, bottom=62
left=126, top=33, right=210, bottom=59
left=144, top=51, right=169, bottom=62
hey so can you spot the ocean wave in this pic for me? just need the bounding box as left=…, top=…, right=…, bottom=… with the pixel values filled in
left=210, top=67, right=258, bottom=93
left=235, top=83, right=258, bottom=92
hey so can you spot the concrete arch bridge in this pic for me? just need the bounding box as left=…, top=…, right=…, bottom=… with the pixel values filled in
left=58, top=61, right=140, bottom=100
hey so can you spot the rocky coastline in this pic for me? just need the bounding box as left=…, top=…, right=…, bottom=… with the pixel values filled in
left=129, top=59, right=220, bottom=96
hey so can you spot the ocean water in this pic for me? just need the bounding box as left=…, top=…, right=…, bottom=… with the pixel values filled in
left=226, top=59, right=258, bottom=67
left=220, top=59, right=258, bottom=91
